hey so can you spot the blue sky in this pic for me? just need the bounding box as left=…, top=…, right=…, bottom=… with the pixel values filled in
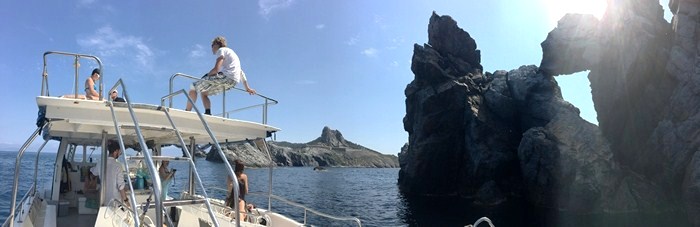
left=0, top=0, right=672, bottom=155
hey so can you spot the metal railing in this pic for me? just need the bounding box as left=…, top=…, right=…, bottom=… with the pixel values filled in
left=7, top=126, right=43, bottom=227
left=168, top=73, right=278, bottom=123
left=106, top=79, right=156, bottom=227
left=207, top=188, right=362, bottom=227
left=161, top=88, right=243, bottom=226
left=156, top=89, right=230, bottom=226
left=41, top=51, right=103, bottom=100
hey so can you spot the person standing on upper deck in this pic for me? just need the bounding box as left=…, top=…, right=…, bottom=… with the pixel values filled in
left=186, top=36, right=256, bottom=115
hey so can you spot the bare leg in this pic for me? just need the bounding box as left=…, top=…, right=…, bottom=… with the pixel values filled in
left=238, top=200, right=247, bottom=221
left=186, top=89, right=198, bottom=111
left=202, top=91, right=211, bottom=109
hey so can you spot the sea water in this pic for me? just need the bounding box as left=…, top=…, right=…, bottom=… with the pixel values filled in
left=0, top=151, right=691, bottom=226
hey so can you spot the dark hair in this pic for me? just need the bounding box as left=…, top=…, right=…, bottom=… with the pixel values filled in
left=92, top=68, right=100, bottom=76
left=234, top=160, right=244, bottom=173
left=107, top=140, right=120, bottom=155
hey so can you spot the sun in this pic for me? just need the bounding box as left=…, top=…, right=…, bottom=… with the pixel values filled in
left=543, top=0, right=608, bottom=23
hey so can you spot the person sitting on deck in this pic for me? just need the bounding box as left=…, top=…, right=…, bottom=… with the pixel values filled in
left=185, top=36, right=256, bottom=115
left=84, top=68, right=101, bottom=100
left=110, top=89, right=125, bottom=102
left=225, top=159, right=251, bottom=221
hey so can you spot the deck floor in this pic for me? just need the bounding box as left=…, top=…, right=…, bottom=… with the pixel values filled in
left=56, top=207, right=98, bottom=227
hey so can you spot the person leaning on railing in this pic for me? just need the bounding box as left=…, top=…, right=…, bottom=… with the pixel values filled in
left=185, top=36, right=256, bottom=115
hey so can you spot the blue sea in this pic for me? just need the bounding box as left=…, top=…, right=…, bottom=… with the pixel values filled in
left=1, top=151, right=415, bottom=226
left=0, top=151, right=692, bottom=227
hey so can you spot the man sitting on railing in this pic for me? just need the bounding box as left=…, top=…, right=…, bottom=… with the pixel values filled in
left=185, top=36, right=256, bottom=115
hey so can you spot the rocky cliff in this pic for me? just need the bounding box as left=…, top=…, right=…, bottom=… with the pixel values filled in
left=400, top=1, right=700, bottom=224
left=540, top=0, right=700, bottom=222
left=205, top=126, right=398, bottom=168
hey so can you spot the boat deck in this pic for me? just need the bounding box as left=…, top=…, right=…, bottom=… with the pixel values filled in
left=56, top=207, right=97, bottom=227
left=38, top=96, right=279, bottom=146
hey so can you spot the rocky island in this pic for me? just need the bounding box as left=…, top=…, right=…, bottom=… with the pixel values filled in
left=205, top=126, right=399, bottom=168
left=399, top=0, right=700, bottom=225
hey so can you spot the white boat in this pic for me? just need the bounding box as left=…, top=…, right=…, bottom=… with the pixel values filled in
left=3, top=51, right=362, bottom=227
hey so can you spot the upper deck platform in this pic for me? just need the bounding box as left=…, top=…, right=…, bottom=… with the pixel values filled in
left=38, top=96, right=279, bottom=146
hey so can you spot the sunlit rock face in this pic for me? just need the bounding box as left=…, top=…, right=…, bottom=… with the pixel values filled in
left=538, top=0, right=700, bottom=224
left=402, top=0, right=700, bottom=222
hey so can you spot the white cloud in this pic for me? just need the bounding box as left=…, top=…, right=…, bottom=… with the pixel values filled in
left=361, top=48, right=378, bottom=57
left=315, top=24, right=325, bottom=30
left=374, top=15, right=388, bottom=29
left=390, top=61, right=399, bottom=67
left=346, top=36, right=359, bottom=46
left=258, top=0, right=294, bottom=17
left=189, top=44, right=206, bottom=58
left=77, top=26, right=154, bottom=68
left=387, top=37, right=405, bottom=50
left=296, top=80, right=317, bottom=85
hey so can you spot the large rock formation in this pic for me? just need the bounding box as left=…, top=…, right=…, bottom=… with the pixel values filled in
left=401, top=1, right=699, bottom=223
left=539, top=0, right=700, bottom=223
left=206, top=126, right=399, bottom=168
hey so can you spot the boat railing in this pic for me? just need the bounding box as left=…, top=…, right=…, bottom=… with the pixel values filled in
left=106, top=79, right=227, bottom=227
left=167, top=73, right=278, bottom=124
left=41, top=51, right=104, bottom=100
left=106, top=78, right=156, bottom=227
left=6, top=127, right=50, bottom=227
left=160, top=88, right=245, bottom=227
left=7, top=126, right=44, bottom=227
left=207, top=187, right=362, bottom=227
left=2, top=184, right=35, bottom=227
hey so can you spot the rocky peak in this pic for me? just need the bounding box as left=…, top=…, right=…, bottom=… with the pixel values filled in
left=427, top=11, right=482, bottom=74
left=309, top=126, right=349, bottom=147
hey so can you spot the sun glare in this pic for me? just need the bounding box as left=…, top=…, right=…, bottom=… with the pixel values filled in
left=543, top=0, right=608, bottom=24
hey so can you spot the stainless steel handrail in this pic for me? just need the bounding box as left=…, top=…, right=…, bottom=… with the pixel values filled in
left=167, top=73, right=278, bottom=123
left=42, top=51, right=103, bottom=100
left=207, top=188, right=363, bottom=227
left=267, top=192, right=362, bottom=226
left=159, top=89, right=223, bottom=227
left=250, top=192, right=362, bottom=227
left=106, top=98, right=141, bottom=227
left=252, top=139, right=274, bottom=211
left=32, top=140, right=49, bottom=196
left=161, top=89, right=241, bottom=227
left=8, top=126, right=43, bottom=227
left=3, top=184, right=35, bottom=227
left=107, top=79, right=159, bottom=226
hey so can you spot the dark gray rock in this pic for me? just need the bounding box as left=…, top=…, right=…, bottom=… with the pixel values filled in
left=400, top=12, right=523, bottom=200
left=401, top=3, right=699, bottom=222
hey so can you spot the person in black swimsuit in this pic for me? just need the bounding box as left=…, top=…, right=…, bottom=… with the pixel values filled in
left=226, top=160, right=249, bottom=220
